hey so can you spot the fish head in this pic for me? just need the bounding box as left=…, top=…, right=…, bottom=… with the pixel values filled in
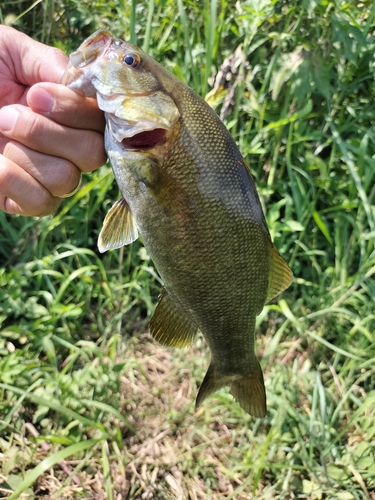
left=63, top=30, right=180, bottom=148
left=62, top=30, right=113, bottom=97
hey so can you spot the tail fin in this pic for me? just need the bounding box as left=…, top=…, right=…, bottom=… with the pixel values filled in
left=229, top=359, right=266, bottom=418
left=195, top=363, right=224, bottom=410
left=195, top=360, right=266, bottom=418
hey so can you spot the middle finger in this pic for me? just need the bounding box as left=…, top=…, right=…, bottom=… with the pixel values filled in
left=0, top=105, right=107, bottom=172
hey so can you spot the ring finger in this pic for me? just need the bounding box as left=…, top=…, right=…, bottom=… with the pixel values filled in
left=0, top=154, right=61, bottom=216
left=3, top=140, right=82, bottom=198
left=0, top=140, right=82, bottom=216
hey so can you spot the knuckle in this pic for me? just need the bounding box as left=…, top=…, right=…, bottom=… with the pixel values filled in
left=0, top=194, right=8, bottom=213
left=28, top=188, right=54, bottom=217
left=3, top=141, right=30, bottom=168
left=35, top=197, right=61, bottom=217
left=81, top=132, right=106, bottom=170
left=0, top=153, right=60, bottom=216
left=13, top=109, right=44, bottom=143
left=0, top=157, right=14, bottom=186
left=24, top=113, right=44, bottom=141
left=17, top=109, right=58, bottom=149
left=50, top=160, right=80, bottom=197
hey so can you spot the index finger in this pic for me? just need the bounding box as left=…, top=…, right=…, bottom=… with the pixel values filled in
left=0, top=26, right=67, bottom=85
left=27, top=82, right=105, bottom=133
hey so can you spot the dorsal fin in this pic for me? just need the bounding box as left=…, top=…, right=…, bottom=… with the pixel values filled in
left=266, top=245, right=293, bottom=303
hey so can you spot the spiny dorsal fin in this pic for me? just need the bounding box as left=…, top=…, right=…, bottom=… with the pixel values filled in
left=150, top=288, right=198, bottom=348
left=98, top=197, right=138, bottom=253
left=266, top=245, right=293, bottom=303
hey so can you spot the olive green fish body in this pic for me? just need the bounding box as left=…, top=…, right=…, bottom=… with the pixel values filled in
left=64, top=31, right=293, bottom=417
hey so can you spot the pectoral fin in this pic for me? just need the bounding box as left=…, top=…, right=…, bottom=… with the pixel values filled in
left=98, top=197, right=138, bottom=253
left=150, top=288, right=198, bottom=347
left=266, top=245, right=293, bottom=303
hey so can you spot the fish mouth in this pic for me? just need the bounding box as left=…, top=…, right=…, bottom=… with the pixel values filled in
left=121, top=128, right=167, bottom=150
left=61, top=31, right=113, bottom=88
left=70, top=30, right=112, bottom=69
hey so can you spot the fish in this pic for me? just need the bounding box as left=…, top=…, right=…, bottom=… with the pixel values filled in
left=63, top=30, right=293, bottom=417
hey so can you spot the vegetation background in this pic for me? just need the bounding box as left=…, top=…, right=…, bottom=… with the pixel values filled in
left=0, top=0, right=374, bottom=498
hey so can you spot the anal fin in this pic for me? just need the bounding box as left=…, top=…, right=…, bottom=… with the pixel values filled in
left=149, top=288, right=198, bottom=348
left=98, top=197, right=138, bottom=253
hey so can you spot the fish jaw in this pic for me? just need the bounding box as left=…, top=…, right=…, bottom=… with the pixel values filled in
left=104, top=92, right=180, bottom=145
left=63, top=30, right=180, bottom=148
left=69, top=30, right=113, bottom=69
left=63, top=29, right=162, bottom=97
left=62, top=30, right=113, bottom=97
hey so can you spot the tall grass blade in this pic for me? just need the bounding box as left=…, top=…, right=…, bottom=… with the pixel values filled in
left=329, top=120, right=374, bottom=232
left=130, top=0, right=137, bottom=45
left=142, top=0, right=154, bottom=53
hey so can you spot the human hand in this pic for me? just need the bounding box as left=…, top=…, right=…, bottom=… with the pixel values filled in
left=0, top=26, right=106, bottom=216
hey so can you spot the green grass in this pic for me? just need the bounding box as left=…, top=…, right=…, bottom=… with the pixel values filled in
left=1, top=0, right=375, bottom=497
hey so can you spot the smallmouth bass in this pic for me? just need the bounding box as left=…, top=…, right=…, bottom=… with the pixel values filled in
left=63, top=30, right=293, bottom=417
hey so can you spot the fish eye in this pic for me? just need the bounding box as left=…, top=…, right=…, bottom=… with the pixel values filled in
left=122, top=53, right=141, bottom=68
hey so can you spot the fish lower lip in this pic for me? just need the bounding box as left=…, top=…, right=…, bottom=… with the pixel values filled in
left=121, top=129, right=166, bottom=150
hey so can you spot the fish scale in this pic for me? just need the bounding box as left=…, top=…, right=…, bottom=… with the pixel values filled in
left=63, top=30, right=293, bottom=417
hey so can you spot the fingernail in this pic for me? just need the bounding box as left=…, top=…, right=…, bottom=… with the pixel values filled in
left=0, top=107, right=18, bottom=132
left=29, top=87, right=55, bottom=113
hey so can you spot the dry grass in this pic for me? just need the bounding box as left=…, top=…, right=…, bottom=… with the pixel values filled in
left=3, top=330, right=374, bottom=499
left=1, top=335, right=266, bottom=499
